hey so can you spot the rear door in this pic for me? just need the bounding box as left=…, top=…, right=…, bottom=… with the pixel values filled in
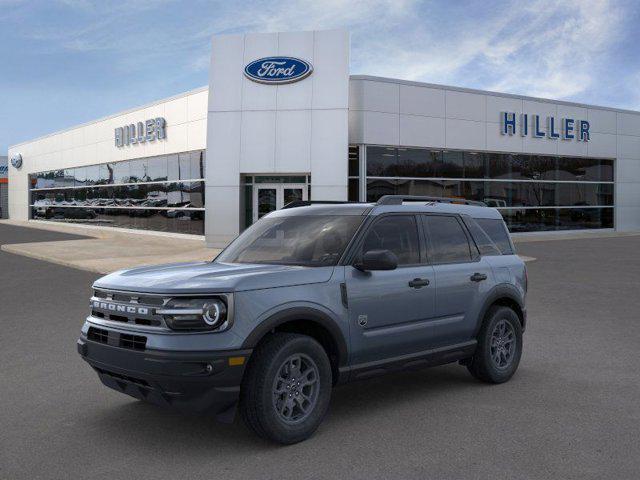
left=345, top=214, right=436, bottom=365
left=421, top=214, right=494, bottom=346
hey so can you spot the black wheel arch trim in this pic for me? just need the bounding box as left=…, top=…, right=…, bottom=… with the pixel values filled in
left=474, top=284, right=526, bottom=335
left=241, top=306, right=349, bottom=367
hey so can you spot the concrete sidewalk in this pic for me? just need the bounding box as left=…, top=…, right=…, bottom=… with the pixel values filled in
left=0, top=220, right=219, bottom=274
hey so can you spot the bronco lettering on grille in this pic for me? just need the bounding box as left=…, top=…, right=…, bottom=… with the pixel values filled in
left=92, top=301, right=149, bottom=315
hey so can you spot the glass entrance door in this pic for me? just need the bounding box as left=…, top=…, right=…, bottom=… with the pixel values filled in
left=256, top=187, right=277, bottom=220
left=253, top=183, right=307, bottom=222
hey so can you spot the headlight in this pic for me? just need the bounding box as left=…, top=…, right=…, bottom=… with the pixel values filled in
left=158, top=297, right=230, bottom=332
left=203, top=301, right=226, bottom=326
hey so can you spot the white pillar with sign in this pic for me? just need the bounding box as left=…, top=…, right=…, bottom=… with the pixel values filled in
left=205, top=29, right=350, bottom=248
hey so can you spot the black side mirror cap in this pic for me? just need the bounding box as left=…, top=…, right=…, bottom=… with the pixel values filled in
left=354, top=249, right=398, bottom=271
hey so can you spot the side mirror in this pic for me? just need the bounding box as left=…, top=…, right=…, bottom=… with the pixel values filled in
left=354, top=249, right=398, bottom=271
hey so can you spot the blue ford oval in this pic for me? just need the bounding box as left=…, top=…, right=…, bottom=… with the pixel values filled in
left=244, top=56, right=313, bottom=84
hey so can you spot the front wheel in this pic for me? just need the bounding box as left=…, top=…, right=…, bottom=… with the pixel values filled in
left=467, top=306, right=523, bottom=383
left=239, top=333, right=332, bottom=444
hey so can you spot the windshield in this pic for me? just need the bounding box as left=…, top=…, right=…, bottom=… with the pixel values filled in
left=216, top=215, right=364, bottom=267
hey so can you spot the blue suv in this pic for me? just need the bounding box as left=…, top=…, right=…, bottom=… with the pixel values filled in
left=78, top=195, right=527, bottom=444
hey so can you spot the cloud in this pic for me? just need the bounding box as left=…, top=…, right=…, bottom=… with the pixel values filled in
left=483, top=0, right=624, bottom=99
left=11, top=0, right=627, bottom=96
left=2, top=0, right=638, bottom=153
left=2, top=0, right=638, bottom=106
left=346, top=0, right=625, bottom=101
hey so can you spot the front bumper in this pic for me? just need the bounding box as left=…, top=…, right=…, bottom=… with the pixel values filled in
left=77, top=334, right=252, bottom=422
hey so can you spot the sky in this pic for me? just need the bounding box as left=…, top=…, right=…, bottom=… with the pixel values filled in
left=2, top=0, right=640, bottom=153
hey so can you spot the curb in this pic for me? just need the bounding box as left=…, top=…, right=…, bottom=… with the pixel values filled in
left=1, top=244, right=108, bottom=274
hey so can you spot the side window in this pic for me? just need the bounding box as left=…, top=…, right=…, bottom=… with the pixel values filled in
left=424, top=215, right=472, bottom=264
left=360, top=215, right=420, bottom=265
left=475, top=218, right=514, bottom=255
left=462, top=216, right=501, bottom=256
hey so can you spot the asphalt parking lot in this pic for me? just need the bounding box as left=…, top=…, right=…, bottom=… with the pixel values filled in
left=1, top=224, right=639, bottom=480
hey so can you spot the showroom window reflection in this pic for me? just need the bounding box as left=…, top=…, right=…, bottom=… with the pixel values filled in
left=355, top=146, right=615, bottom=232
left=29, top=151, right=206, bottom=235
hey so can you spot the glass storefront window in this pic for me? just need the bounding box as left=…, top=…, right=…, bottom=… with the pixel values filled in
left=503, top=207, right=613, bottom=232
left=510, top=155, right=557, bottom=181
left=29, top=150, right=206, bottom=235
left=558, top=157, right=614, bottom=182
left=148, top=155, right=168, bottom=182
left=111, top=161, right=130, bottom=184
left=366, top=146, right=398, bottom=177
left=85, top=165, right=100, bottom=185
left=397, top=148, right=441, bottom=177
left=129, top=159, right=148, bottom=182
left=487, top=152, right=511, bottom=179
left=97, top=164, right=111, bottom=185
left=167, top=154, right=180, bottom=181
left=364, top=146, right=615, bottom=232
left=438, top=151, right=464, bottom=178
left=463, top=152, right=487, bottom=178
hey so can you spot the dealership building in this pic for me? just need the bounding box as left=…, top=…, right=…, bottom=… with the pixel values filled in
left=0, top=156, right=7, bottom=219
left=7, top=29, right=640, bottom=246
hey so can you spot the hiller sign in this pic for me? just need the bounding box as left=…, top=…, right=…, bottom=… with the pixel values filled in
left=115, top=117, right=166, bottom=147
left=500, top=112, right=590, bottom=142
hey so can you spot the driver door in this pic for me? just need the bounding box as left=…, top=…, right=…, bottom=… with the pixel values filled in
left=345, top=214, right=436, bottom=366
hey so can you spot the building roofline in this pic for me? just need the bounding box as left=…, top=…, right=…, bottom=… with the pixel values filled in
left=350, top=75, right=640, bottom=116
left=10, top=74, right=640, bottom=151
left=8, top=85, right=209, bottom=150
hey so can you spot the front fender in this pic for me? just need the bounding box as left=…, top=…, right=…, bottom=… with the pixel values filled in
left=240, top=303, right=349, bottom=368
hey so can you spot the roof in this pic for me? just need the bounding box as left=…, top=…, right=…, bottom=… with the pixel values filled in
left=271, top=203, right=373, bottom=216
left=270, top=201, right=504, bottom=220
left=351, top=75, right=640, bottom=116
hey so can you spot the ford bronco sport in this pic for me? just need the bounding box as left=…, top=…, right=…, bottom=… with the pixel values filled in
left=78, top=195, right=527, bottom=444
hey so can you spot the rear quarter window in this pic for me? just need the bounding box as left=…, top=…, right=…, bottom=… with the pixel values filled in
left=475, top=218, right=514, bottom=255
left=462, top=217, right=501, bottom=256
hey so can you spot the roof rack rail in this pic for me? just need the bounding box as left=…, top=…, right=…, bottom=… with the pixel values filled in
left=282, top=200, right=357, bottom=209
left=375, top=195, right=487, bottom=207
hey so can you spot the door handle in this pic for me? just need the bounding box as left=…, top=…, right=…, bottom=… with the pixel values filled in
left=470, top=272, right=488, bottom=282
left=408, top=278, right=430, bottom=288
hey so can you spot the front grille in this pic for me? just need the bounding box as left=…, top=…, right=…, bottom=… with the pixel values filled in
left=87, top=327, right=108, bottom=344
left=105, top=291, right=164, bottom=306
left=90, top=289, right=168, bottom=330
left=119, top=333, right=147, bottom=351
left=89, top=309, right=162, bottom=327
left=86, top=326, right=147, bottom=351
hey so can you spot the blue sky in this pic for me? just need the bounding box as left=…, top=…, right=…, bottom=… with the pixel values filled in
left=2, top=0, right=639, bottom=153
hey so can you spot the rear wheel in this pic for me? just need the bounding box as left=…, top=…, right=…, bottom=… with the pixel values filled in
left=239, top=333, right=332, bottom=444
left=467, top=306, right=522, bottom=383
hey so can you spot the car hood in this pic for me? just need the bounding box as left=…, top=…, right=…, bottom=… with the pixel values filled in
left=93, top=261, right=335, bottom=294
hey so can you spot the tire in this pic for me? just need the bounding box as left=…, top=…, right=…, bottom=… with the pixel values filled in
left=467, top=306, right=523, bottom=384
left=239, top=333, right=332, bottom=444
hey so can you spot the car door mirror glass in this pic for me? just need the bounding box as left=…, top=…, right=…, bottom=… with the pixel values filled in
left=355, top=249, right=398, bottom=271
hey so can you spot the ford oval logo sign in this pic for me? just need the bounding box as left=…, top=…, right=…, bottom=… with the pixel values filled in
left=10, top=153, right=23, bottom=169
left=244, top=56, right=313, bottom=85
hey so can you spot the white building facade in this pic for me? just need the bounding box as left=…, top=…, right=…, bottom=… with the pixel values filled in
left=8, top=29, right=640, bottom=246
